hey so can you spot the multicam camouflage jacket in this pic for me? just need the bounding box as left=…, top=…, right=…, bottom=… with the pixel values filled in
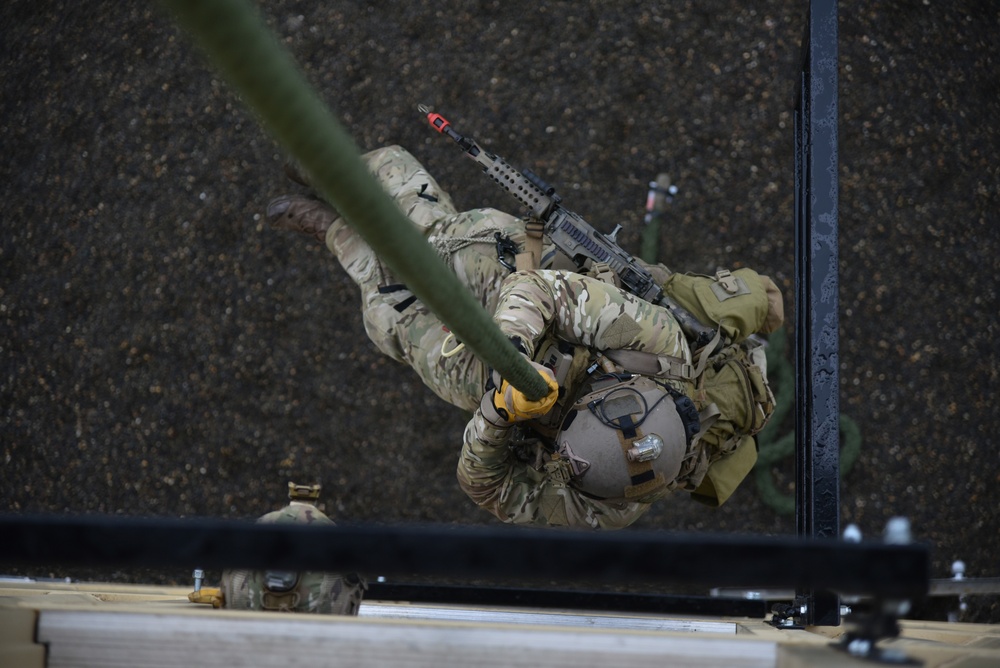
left=456, top=269, right=693, bottom=530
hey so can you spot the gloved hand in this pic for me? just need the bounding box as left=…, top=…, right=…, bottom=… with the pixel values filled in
left=492, top=361, right=559, bottom=421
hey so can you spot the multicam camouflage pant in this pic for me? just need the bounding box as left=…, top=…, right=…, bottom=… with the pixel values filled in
left=324, top=145, right=528, bottom=412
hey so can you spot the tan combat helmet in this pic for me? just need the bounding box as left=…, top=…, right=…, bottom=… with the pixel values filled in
left=220, top=482, right=366, bottom=615
left=555, top=375, right=700, bottom=504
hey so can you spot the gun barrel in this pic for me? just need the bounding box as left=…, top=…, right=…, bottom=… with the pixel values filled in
left=477, top=154, right=553, bottom=219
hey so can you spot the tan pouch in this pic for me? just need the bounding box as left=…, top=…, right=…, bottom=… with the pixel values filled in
left=690, top=435, right=758, bottom=506
left=662, top=268, right=772, bottom=343
left=686, top=346, right=775, bottom=505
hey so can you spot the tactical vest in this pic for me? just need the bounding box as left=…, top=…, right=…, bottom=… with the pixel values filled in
left=517, top=266, right=781, bottom=507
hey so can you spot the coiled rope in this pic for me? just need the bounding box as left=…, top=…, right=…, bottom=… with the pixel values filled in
left=755, top=327, right=862, bottom=514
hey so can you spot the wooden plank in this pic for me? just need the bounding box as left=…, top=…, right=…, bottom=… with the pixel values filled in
left=0, top=581, right=738, bottom=632
left=0, top=608, right=46, bottom=668
left=359, top=602, right=738, bottom=634
left=38, top=609, right=778, bottom=668
left=7, top=581, right=998, bottom=667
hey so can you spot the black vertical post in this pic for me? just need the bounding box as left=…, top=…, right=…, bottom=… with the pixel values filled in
left=793, top=0, right=840, bottom=626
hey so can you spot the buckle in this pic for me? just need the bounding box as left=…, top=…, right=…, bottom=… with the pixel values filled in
left=715, top=269, right=740, bottom=294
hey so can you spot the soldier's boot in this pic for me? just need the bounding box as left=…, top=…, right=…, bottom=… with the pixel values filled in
left=266, top=195, right=339, bottom=243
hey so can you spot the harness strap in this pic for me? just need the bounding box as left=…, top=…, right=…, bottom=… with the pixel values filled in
left=515, top=219, right=545, bottom=271
left=393, top=295, right=417, bottom=312
left=693, top=403, right=721, bottom=443
left=691, top=327, right=724, bottom=378
left=417, top=183, right=439, bottom=202
left=604, top=349, right=694, bottom=380
left=379, top=283, right=416, bottom=312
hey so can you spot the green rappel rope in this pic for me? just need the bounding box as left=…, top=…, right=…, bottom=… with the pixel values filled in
left=159, top=0, right=549, bottom=401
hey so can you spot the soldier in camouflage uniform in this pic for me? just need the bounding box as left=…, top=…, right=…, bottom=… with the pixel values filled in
left=268, top=146, right=779, bottom=531
left=220, top=483, right=366, bottom=614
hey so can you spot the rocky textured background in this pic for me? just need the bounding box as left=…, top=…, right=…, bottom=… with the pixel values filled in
left=2, top=1, right=997, bottom=621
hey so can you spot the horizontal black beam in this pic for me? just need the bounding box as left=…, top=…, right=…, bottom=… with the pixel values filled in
left=368, top=582, right=768, bottom=618
left=0, top=514, right=929, bottom=598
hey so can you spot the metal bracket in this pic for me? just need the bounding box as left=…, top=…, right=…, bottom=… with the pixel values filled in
left=833, top=604, right=920, bottom=665
left=768, top=599, right=807, bottom=630
left=829, top=519, right=921, bottom=664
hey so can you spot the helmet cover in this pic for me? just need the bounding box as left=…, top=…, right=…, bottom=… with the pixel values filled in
left=556, top=375, right=697, bottom=503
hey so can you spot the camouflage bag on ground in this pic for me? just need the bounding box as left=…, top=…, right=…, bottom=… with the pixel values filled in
left=221, top=486, right=367, bottom=615
left=223, top=568, right=366, bottom=615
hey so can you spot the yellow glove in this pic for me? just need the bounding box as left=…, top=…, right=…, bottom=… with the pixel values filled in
left=492, top=362, right=559, bottom=421
left=188, top=586, right=225, bottom=608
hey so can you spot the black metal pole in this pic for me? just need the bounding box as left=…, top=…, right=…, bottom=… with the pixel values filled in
left=794, top=0, right=841, bottom=626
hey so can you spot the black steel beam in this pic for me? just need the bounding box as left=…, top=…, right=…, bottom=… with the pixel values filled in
left=794, top=0, right=841, bottom=626
left=0, top=514, right=928, bottom=599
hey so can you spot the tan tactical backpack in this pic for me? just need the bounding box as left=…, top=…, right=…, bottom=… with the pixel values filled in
left=661, top=268, right=784, bottom=505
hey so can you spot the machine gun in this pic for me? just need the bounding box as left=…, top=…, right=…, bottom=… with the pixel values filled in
left=418, top=106, right=718, bottom=351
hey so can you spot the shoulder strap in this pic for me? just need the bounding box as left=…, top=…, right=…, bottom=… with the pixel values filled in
left=515, top=219, right=545, bottom=271
left=603, top=349, right=694, bottom=381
